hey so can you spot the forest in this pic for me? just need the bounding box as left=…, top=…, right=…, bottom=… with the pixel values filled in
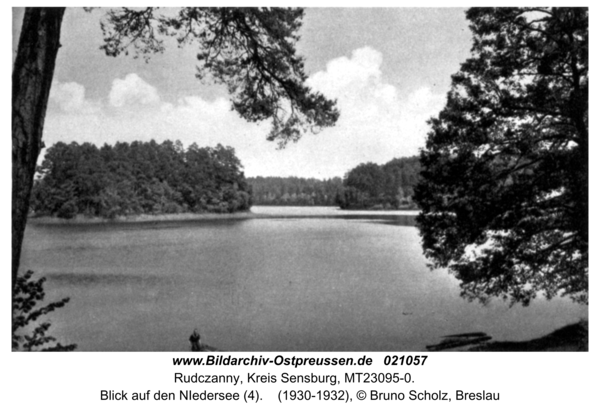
left=337, top=156, right=420, bottom=210
left=31, top=140, right=420, bottom=217
left=30, top=140, right=253, bottom=219
left=248, top=176, right=343, bottom=206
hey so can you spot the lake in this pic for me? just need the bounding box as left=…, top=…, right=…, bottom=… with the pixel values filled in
left=20, top=206, right=587, bottom=351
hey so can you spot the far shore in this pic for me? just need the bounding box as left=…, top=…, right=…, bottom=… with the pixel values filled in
left=27, top=211, right=257, bottom=225
left=27, top=206, right=420, bottom=225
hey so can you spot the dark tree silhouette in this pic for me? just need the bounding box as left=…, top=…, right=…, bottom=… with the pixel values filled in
left=414, top=8, right=588, bottom=305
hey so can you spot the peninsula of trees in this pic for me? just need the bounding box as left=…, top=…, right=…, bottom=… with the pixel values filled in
left=30, top=140, right=252, bottom=219
left=337, top=156, right=420, bottom=210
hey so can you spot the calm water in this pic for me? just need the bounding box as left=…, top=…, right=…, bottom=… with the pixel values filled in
left=20, top=206, right=587, bottom=351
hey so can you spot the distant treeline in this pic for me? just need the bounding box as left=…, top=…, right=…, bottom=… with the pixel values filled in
left=31, top=140, right=252, bottom=219
left=248, top=156, right=420, bottom=210
left=338, top=156, right=420, bottom=210
left=248, top=176, right=344, bottom=206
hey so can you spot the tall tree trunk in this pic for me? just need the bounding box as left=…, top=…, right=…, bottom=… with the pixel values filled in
left=12, top=8, right=65, bottom=290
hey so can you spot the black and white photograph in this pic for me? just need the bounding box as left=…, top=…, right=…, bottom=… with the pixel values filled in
left=11, top=6, right=589, bottom=356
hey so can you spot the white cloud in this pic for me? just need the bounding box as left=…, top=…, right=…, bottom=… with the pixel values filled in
left=108, top=73, right=160, bottom=108
left=297, top=46, right=445, bottom=174
left=309, top=47, right=384, bottom=97
left=49, top=81, right=100, bottom=114
left=44, top=85, right=267, bottom=158
left=42, top=50, right=447, bottom=178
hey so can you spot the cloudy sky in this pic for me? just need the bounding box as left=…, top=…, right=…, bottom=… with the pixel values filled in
left=12, top=8, right=472, bottom=178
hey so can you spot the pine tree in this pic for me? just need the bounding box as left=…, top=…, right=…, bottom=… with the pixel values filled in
left=414, top=8, right=588, bottom=305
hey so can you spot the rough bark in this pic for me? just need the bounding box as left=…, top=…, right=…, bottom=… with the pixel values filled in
left=12, top=7, right=65, bottom=290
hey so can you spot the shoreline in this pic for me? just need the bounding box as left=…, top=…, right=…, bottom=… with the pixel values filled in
left=28, top=206, right=420, bottom=226
left=426, top=319, right=588, bottom=352
left=471, top=319, right=588, bottom=352
left=28, top=211, right=257, bottom=225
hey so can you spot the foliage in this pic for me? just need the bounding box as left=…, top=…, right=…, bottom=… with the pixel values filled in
left=99, top=7, right=339, bottom=146
left=31, top=140, right=252, bottom=218
left=248, top=176, right=343, bottom=206
left=13, top=270, right=77, bottom=351
left=338, top=157, right=420, bottom=210
left=414, top=8, right=588, bottom=305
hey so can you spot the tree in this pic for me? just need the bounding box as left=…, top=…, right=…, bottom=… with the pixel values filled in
left=12, top=7, right=339, bottom=290
left=13, top=7, right=65, bottom=293
left=414, top=8, right=588, bottom=305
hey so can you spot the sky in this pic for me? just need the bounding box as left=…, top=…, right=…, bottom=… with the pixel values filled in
left=12, top=7, right=473, bottom=179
